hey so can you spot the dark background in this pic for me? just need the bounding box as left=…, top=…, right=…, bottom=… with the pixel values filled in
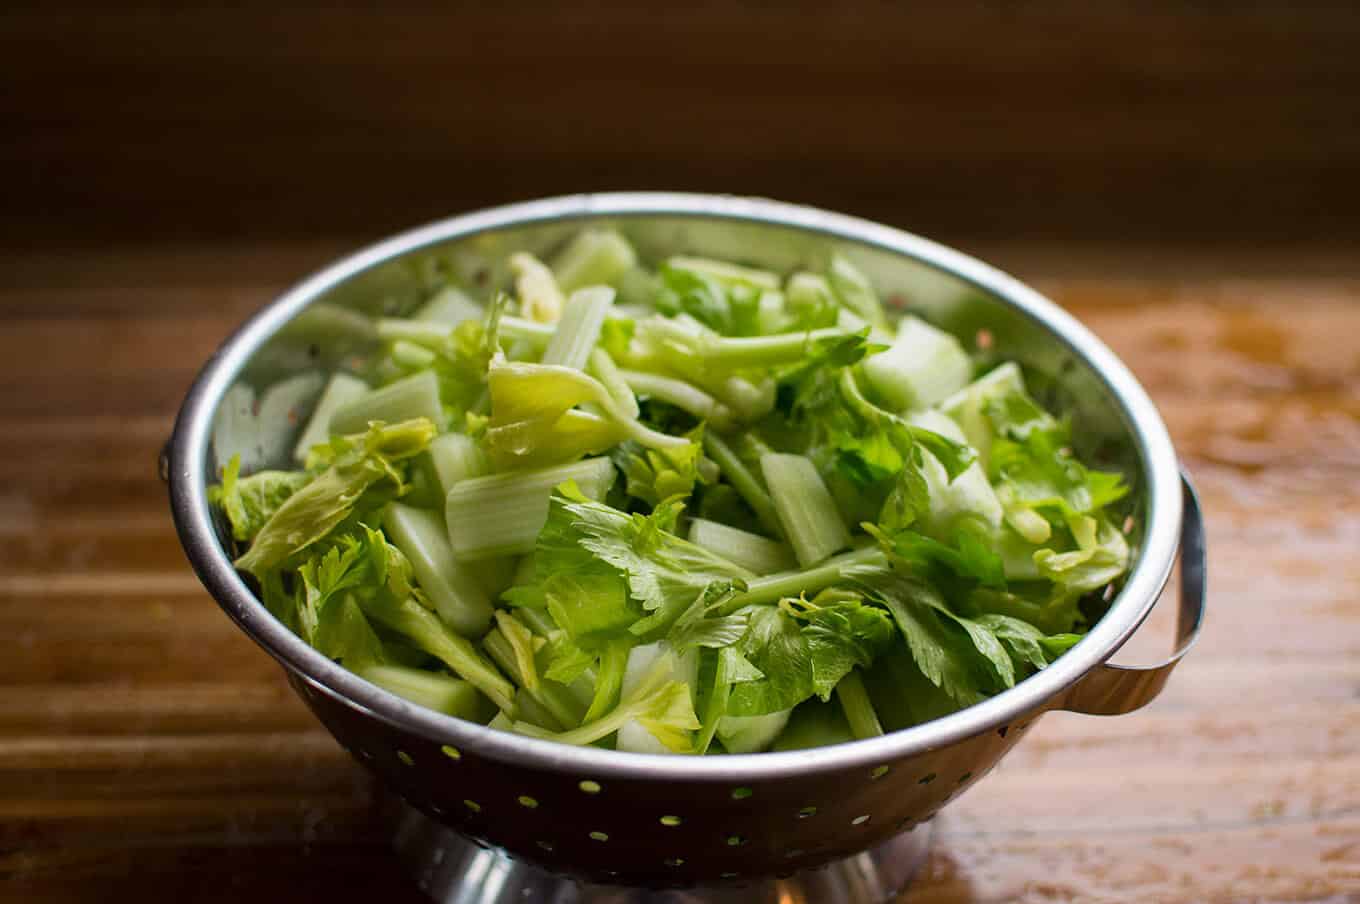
left=5, top=2, right=1359, bottom=255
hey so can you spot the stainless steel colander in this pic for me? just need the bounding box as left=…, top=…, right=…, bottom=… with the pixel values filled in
left=167, top=193, right=1206, bottom=903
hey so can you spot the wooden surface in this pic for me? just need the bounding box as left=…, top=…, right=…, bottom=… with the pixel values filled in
left=1, top=238, right=1358, bottom=902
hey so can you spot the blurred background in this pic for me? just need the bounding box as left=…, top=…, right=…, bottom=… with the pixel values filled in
left=4, top=3, right=1359, bottom=902
left=6, top=2, right=1359, bottom=256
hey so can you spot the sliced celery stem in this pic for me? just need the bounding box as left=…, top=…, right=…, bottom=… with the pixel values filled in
left=553, top=229, right=638, bottom=292
left=701, top=432, right=785, bottom=539
left=383, top=503, right=494, bottom=636
left=620, top=369, right=732, bottom=427
left=720, top=547, right=888, bottom=611
left=484, top=629, right=584, bottom=729
left=356, top=664, right=486, bottom=721
left=389, top=340, right=436, bottom=370
left=541, top=287, right=615, bottom=371
left=583, top=640, right=631, bottom=724
left=292, top=373, right=370, bottom=464
left=760, top=453, right=853, bottom=567
left=835, top=670, right=884, bottom=740
left=426, top=433, right=490, bottom=497
left=688, top=518, right=795, bottom=575
left=498, top=315, right=559, bottom=345
left=587, top=348, right=640, bottom=419
left=375, top=318, right=452, bottom=351
left=356, top=593, right=515, bottom=714
left=330, top=370, right=443, bottom=435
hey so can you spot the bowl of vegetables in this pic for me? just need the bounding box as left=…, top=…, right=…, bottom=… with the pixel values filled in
left=166, top=193, right=1204, bottom=902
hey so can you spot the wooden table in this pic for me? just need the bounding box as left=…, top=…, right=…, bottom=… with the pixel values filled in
left=3, top=240, right=1358, bottom=902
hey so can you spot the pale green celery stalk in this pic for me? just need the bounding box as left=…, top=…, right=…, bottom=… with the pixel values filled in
left=687, top=518, right=795, bottom=575
left=582, top=639, right=631, bottom=724
left=721, top=547, right=888, bottom=611
left=279, top=303, right=377, bottom=344
left=488, top=711, right=515, bottom=732
left=827, top=253, right=888, bottom=330
left=620, top=369, right=732, bottom=428
left=513, top=655, right=676, bottom=746
left=415, top=287, right=482, bottom=325
left=356, top=664, right=488, bottom=721
left=860, top=315, right=972, bottom=411
left=389, top=340, right=436, bottom=370
left=786, top=272, right=834, bottom=311
left=760, top=453, right=853, bottom=567
left=646, top=318, right=843, bottom=369
left=835, top=670, right=884, bottom=740
left=701, top=432, right=784, bottom=539
left=356, top=593, right=515, bottom=714
left=445, top=457, right=615, bottom=560
left=484, top=629, right=585, bottom=729
left=587, top=349, right=640, bottom=419
left=666, top=256, right=780, bottom=291
left=541, top=287, right=615, bottom=371
left=515, top=605, right=556, bottom=637
left=514, top=687, right=564, bottom=731
left=375, top=317, right=453, bottom=350
left=510, top=253, right=566, bottom=324
left=292, top=373, right=370, bottom=464
left=498, top=315, right=556, bottom=345
left=427, top=433, right=490, bottom=497
left=330, top=370, right=443, bottom=435
left=711, top=374, right=775, bottom=421
left=552, top=229, right=638, bottom=292
left=383, top=504, right=493, bottom=636
left=756, top=291, right=790, bottom=335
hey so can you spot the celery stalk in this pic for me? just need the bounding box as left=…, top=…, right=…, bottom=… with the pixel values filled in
left=541, top=287, right=615, bottom=371
left=415, top=287, right=482, bottom=325
left=701, top=432, right=784, bottom=539
left=667, top=256, right=780, bottom=291
left=484, top=629, right=585, bottom=729
left=687, top=518, right=795, bottom=575
left=427, top=433, right=489, bottom=497
left=552, top=229, right=638, bottom=292
left=587, top=349, right=640, bottom=419
left=760, top=453, right=853, bottom=567
left=620, top=369, right=732, bottom=428
left=383, top=503, right=493, bottom=636
left=721, top=547, right=888, bottom=611
left=356, top=664, right=488, bottom=721
left=330, top=370, right=443, bottom=435
left=835, top=670, right=884, bottom=740
left=445, top=457, right=615, bottom=560
left=292, top=373, right=370, bottom=464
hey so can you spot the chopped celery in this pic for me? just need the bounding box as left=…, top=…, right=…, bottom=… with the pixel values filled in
left=861, top=316, right=972, bottom=411
left=375, top=318, right=452, bottom=351
left=445, top=457, right=615, bottom=560
left=835, top=670, right=884, bottom=740
left=552, top=229, right=638, bottom=292
left=723, top=547, right=888, bottom=610
left=760, top=453, right=852, bottom=567
left=587, top=348, right=640, bottom=419
left=701, top=432, right=784, bottom=539
left=427, top=433, right=490, bottom=497
left=292, top=373, right=370, bottom=464
left=906, top=409, right=1003, bottom=534
left=382, top=503, right=493, bottom=636
left=484, top=626, right=586, bottom=729
left=827, top=253, right=887, bottom=330
left=688, top=518, right=795, bottom=575
left=356, top=664, right=489, bottom=721
left=666, top=256, right=780, bottom=291
left=389, top=340, right=436, bottom=371
left=330, top=370, right=443, bottom=435
left=621, top=369, right=732, bottom=428
left=716, top=710, right=792, bottom=754
left=415, top=287, right=482, bottom=325
left=772, top=700, right=855, bottom=751
left=510, top=252, right=565, bottom=323
left=541, top=287, right=615, bottom=371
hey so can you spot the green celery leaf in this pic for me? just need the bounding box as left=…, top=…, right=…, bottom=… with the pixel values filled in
left=208, top=455, right=312, bottom=543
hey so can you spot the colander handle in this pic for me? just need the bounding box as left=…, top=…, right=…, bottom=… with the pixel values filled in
left=1060, top=471, right=1206, bottom=716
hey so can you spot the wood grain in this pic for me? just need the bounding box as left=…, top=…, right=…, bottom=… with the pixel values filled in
left=1, top=241, right=1358, bottom=903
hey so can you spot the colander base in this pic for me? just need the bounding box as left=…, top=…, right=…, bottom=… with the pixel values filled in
left=388, top=799, right=934, bottom=903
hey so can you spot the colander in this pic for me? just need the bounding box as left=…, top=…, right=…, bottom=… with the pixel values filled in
left=166, top=193, right=1206, bottom=903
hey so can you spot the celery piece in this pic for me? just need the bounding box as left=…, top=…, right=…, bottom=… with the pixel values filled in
left=515, top=687, right=565, bottom=731
left=687, top=518, right=795, bottom=575
left=756, top=291, right=790, bottom=335
left=760, top=453, right=853, bottom=567
left=415, top=286, right=482, bottom=326
left=497, top=315, right=557, bottom=345
left=445, top=457, right=615, bottom=560
left=330, top=370, right=443, bottom=435
left=835, top=670, right=884, bottom=740
left=861, top=316, right=972, bottom=412
left=484, top=627, right=586, bottom=729
left=906, top=409, right=1002, bottom=534
left=292, top=373, right=370, bottom=464
left=615, top=643, right=699, bottom=754
left=771, top=700, right=855, bottom=751
left=939, top=361, right=1026, bottom=467
left=375, top=318, right=452, bottom=351
left=541, top=287, right=615, bottom=371
left=701, top=432, right=784, bottom=539
left=620, top=370, right=732, bottom=428
left=666, top=256, right=780, bottom=291
left=716, top=709, right=792, bottom=754
left=356, top=664, right=488, bottom=721
left=723, top=547, right=888, bottom=611
left=383, top=504, right=494, bottom=636
left=427, top=433, right=490, bottom=498
left=357, top=593, right=515, bottom=714
left=552, top=229, right=638, bottom=293
left=786, top=272, right=834, bottom=312
left=827, top=254, right=887, bottom=330
left=510, top=252, right=565, bottom=323
left=587, top=349, right=640, bottom=420
left=389, top=340, right=436, bottom=371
